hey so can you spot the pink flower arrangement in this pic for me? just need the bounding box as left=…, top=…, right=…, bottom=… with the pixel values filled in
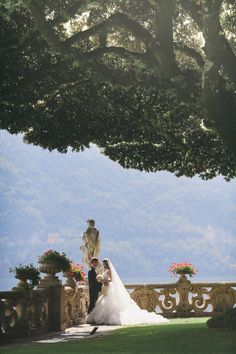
left=66, top=262, right=86, bottom=282
left=168, top=262, right=198, bottom=277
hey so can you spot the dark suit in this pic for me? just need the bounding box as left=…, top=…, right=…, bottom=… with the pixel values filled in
left=88, top=267, right=102, bottom=313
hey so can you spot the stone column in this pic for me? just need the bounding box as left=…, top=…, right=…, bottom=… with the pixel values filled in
left=37, top=281, right=65, bottom=332
left=47, top=284, right=65, bottom=331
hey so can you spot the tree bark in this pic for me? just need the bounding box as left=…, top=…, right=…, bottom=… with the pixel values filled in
left=202, top=0, right=236, bottom=155
left=156, top=0, right=179, bottom=76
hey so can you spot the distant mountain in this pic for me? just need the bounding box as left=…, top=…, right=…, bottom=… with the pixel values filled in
left=0, top=131, right=236, bottom=289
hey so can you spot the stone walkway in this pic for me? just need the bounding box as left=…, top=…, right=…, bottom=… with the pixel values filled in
left=0, top=319, right=202, bottom=349
left=36, top=324, right=121, bottom=344
left=0, top=324, right=121, bottom=348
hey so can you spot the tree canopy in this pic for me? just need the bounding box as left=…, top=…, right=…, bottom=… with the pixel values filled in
left=1, top=0, right=236, bottom=179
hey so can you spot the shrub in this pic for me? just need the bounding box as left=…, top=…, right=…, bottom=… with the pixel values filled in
left=207, top=308, right=236, bottom=329
left=9, top=264, right=40, bottom=288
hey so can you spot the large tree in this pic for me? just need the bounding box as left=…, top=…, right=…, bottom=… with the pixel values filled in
left=1, top=0, right=236, bottom=179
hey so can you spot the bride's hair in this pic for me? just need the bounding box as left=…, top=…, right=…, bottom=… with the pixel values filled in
left=102, top=258, right=110, bottom=269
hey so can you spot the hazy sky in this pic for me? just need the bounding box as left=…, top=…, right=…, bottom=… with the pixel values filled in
left=1, top=131, right=236, bottom=289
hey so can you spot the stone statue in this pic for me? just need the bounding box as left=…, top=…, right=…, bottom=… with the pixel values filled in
left=80, top=219, right=101, bottom=269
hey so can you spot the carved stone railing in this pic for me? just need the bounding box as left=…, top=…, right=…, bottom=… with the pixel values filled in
left=63, top=277, right=236, bottom=325
left=64, top=285, right=89, bottom=328
left=125, top=276, right=236, bottom=318
left=2, top=277, right=236, bottom=340
left=0, top=281, right=86, bottom=340
left=0, top=288, right=49, bottom=340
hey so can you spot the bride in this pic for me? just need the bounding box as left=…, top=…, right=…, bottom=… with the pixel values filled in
left=87, top=258, right=169, bottom=325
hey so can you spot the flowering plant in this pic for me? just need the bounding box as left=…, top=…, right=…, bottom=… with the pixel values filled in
left=10, top=264, right=41, bottom=288
left=65, top=262, right=86, bottom=282
left=38, top=250, right=71, bottom=272
left=169, top=262, right=198, bottom=277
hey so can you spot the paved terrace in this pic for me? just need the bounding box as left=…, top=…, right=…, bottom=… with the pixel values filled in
left=0, top=319, right=194, bottom=349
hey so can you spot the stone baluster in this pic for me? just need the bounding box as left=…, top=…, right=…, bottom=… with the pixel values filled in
left=64, top=284, right=89, bottom=328
left=176, top=275, right=193, bottom=316
left=1, top=279, right=236, bottom=339
left=126, top=280, right=236, bottom=318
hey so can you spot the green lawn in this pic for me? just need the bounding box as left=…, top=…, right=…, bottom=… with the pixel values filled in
left=1, top=318, right=235, bottom=354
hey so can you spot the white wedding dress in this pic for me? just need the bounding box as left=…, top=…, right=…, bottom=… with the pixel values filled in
left=86, top=258, right=168, bottom=325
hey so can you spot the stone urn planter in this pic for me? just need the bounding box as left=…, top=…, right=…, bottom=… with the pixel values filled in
left=38, top=250, right=71, bottom=287
left=177, top=273, right=188, bottom=280
left=12, top=277, right=28, bottom=291
left=39, top=262, right=62, bottom=284
left=176, top=273, right=192, bottom=286
left=176, top=272, right=196, bottom=285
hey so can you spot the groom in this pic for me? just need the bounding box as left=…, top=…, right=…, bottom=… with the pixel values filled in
left=88, top=257, right=102, bottom=313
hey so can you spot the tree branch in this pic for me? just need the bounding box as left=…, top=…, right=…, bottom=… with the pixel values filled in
left=28, top=0, right=61, bottom=52
left=156, top=0, right=179, bottom=74
left=62, top=12, right=164, bottom=75
left=87, top=46, right=147, bottom=62
left=50, top=0, right=85, bottom=26
left=179, top=0, right=203, bottom=28
left=174, top=43, right=205, bottom=67
left=63, top=12, right=160, bottom=54
left=181, top=0, right=236, bottom=83
left=202, top=0, right=236, bottom=156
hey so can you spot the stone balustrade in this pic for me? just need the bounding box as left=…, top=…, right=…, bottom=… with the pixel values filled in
left=126, top=276, right=236, bottom=317
left=64, top=285, right=89, bottom=328
left=1, top=276, right=236, bottom=341
left=0, top=288, right=49, bottom=340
